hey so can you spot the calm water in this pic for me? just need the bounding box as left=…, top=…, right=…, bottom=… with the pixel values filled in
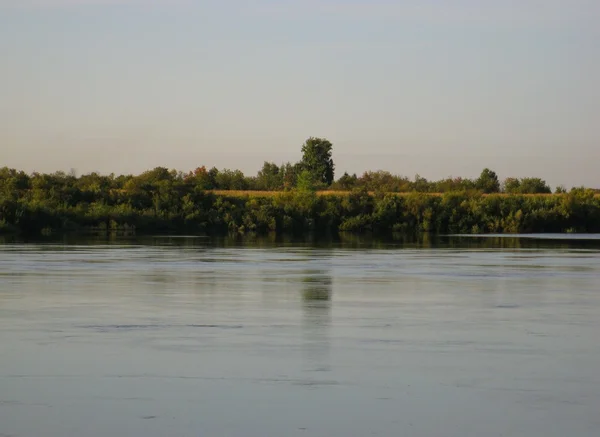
left=1, top=236, right=600, bottom=437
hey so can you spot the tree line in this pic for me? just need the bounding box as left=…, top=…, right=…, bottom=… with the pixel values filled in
left=1, top=137, right=592, bottom=195
left=1, top=137, right=598, bottom=235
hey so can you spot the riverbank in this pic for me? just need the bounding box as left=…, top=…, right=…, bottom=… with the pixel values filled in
left=1, top=190, right=599, bottom=236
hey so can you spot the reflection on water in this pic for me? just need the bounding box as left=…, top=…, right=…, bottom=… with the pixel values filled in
left=301, top=270, right=332, bottom=373
left=1, top=236, right=600, bottom=437
left=3, top=232, right=600, bottom=250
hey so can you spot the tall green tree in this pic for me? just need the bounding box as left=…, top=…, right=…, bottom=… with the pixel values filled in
left=476, top=168, right=500, bottom=193
left=300, top=137, right=335, bottom=186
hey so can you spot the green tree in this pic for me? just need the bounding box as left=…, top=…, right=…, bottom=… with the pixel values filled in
left=504, top=177, right=551, bottom=194
left=184, top=166, right=213, bottom=190
left=300, top=137, right=335, bottom=186
left=412, top=174, right=430, bottom=192
left=282, top=162, right=302, bottom=190
left=256, top=162, right=283, bottom=190
left=503, top=177, right=521, bottom=194
left=519, top=178, right=551, bottom=194
left=476, top=168, right=500, bottom=193
left=335, top=172, right=358, bottom=190
left=296, top=170, right=317, bottom=192
left=215, top=169, right=248, bottom=190
left=208, top=167, right=219, bottom=188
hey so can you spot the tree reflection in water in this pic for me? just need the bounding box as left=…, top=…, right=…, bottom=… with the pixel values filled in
left=301, top=269, right=332, bottom=373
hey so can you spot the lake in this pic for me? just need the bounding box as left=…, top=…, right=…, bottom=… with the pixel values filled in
left=1, top=235, right=600, bottom=437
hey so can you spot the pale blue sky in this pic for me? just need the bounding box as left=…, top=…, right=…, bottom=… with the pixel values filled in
left=1, top=0, right=599, bottom=187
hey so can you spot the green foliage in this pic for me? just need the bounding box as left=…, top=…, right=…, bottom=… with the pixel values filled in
left=296, top=170, right=317, bottom=192
left=363, top=171, right=412, bottom=192
left=256, top=162, right=283, bottom=191
left=214, top=169, right=249, bottom=190
left=476, top=168, right=500, bottom=193
left=184, top=166, right=214, bottom=190
left=300, top=137, right=335, bottom=186
left=0, top=144, right=598, bottom=236
left=329, top=171, right=485, bottom=193
left=1, top=170, right=599, bottom=236
left=332, top=172, right=358, bottom=190
left=503, top=177, right=551, bottom=194
left=282, top=162, right=302, bottom=190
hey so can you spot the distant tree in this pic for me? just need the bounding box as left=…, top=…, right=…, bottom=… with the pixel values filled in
left=256, top=162, right=283, bottom=191
left=75, top=172, right=114, bottom=203
left=185, top=166, right=213, bottom=190
left=300, top=137, right=335, bottom=186
left=296, top=170, right=317, bottom=192
left=215, top=169, right=248, bottom=190
left=434, top=177, right=476, bottom=193
left=412, top=174, right=431, bottom=192
left=282, top=162, right=302, bottom=190
left=519, top=178, right=551, bottom=194
left=358, top=171, right=407, bottom=192
left=476, top=168, right=500, bottom=193
left=139, top=167, right=174, bottom=184
left=208, top=167, right=219, bottom=188
left=504, top=177, right=551, bottom=194
left=0, top=167, right=30, bottom=192
left=335, top=172, right=358, bottom=190
left=503, top=177, right=521, bottom=194
left=555, top=185, right=567, bottom=194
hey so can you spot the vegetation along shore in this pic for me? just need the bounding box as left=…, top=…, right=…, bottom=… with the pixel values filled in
left=1, top=138, right=599, bottom=235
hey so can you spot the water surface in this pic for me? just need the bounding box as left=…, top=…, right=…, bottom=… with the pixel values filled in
left=1, top=236, right=600, bottom=437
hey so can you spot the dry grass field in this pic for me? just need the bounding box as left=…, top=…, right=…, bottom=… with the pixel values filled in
left=209, top=190, right=598, bottom=198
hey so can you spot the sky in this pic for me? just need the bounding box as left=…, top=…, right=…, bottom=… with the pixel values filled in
left=1, top=0, right=599, bottom=188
